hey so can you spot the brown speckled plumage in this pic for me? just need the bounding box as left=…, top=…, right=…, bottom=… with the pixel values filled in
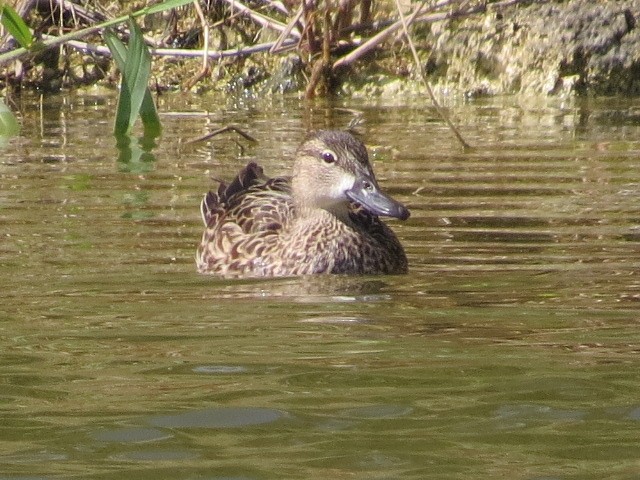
left=196, top=130, right=409, bottom=277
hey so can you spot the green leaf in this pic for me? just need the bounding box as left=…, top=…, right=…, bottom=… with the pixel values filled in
left=0, top=0, right=198, bottom=66
left=106, top=19, right=161, bottom=138
left=124, top=18, right=151, bottom=120
left=0, top=5, right=33, bottom=49
left=116, top=18, right=148, bottom=135
left=104, top=29, right=132, bottom=136
left=139, top=88, right=162, bottom=138
left=0, top=99, right=20, bottom=138
left=104, top=29, right=127, bottom=71
left=106, top=28, right=160, bottom=137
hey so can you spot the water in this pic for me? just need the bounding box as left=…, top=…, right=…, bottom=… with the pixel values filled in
left=1, top=92, right=639, bottom=479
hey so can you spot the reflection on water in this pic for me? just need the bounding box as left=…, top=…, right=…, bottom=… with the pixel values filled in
left=0, top=93, right=639, bottom=479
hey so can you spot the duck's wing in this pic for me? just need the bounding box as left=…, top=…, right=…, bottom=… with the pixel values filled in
left=197, top=162, right=296, bottom=276
left=201, top=162, right=294, bottom=233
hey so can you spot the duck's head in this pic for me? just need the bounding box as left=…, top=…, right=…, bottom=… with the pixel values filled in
left=291, top=130, right=410, bottom=220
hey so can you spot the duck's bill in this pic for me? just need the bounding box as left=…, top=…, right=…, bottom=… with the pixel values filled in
left=346, top=177, right=410, bottom=220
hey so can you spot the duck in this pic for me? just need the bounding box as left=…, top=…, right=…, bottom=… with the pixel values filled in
left=196, top=130, right=409, bottom=277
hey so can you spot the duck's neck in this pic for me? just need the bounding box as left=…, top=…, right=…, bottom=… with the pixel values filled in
left=295, top=200, right=353, bottom=225
left=291, top=177, right=353, bottom=223
left=325, top=202, right=353, bottom=223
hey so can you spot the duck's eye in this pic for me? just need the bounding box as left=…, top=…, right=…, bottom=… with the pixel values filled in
left=321, top=151, right=336, bottom=164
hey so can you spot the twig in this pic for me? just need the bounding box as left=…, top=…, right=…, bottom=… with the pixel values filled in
left=262, top=0, right=290, bottom=16
left=333, top=0, right=511, bottom=70
left=486, top=0, right=538, bottom=10
left=61, top=37, right=298, bottom=59
left=393, top=0, right=471, bottom=150
left=305, top=0, right=332, bottom=99
left=218, top=0, right=300, bottom=38
left=185, top=125, right=258, bottom=145
left=270, top=3, right=304, bottom=54
left=0, top=15, right=121, bottom=65
left=332, top=5, right=423, bottom=70
left=184, top=0, right=210, bottom=90
left=334, top=1, right=463, bottom=70
left=12, top=0, right=107, bottom=24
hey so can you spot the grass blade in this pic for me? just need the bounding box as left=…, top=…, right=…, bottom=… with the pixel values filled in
left=104, top=29, right=127, bottom=71
left=127, top=20, right=161, bottom=137
left=0, top=0, right=195, bottom=66
left=144, top=0, right=196, bottom=16
left=0, top=99, right=20, bottom=146
left=123, top=18, right=150, bottom=129
left=106, top=19, right=161, bottom=137
left=1, top=5, right=33, bottom=49
left=104, top=29, right=133, bottom=136
left=139, top=89, right=162, bottom=138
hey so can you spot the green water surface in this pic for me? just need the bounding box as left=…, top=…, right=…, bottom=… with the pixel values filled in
left=1, top=93, right=639, bottom=479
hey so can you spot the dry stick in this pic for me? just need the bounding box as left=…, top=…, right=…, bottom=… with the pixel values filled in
left=57, top=0, right=65, bottom=59
left=394, top=0, right=471, bottom=150
left=333, top=0, right=494, bottom=70
left=13, top=0, right=107, bottom=24
left=218, top=0, right=300, bottom=38
left=195, top=0, right=209, bottom=71
left=184, top=0, right=211, bottom=90
left=486, top=0, right=539, bottom=9
left=305, top=1, right=332, bottom=99
left=264, top=0, right=291, bottom=17
left=270, top=4, right=304, bottom=54
left=185, top=125, right=258, bottom=145
left=332, top=6, right=423, bottom=70
left=301, top=0, right=321, bottom=59
left=62, top=37, right=298, bottom=59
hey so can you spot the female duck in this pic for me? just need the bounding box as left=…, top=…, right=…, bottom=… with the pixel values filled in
left=196, top=130, right=409, bottom=277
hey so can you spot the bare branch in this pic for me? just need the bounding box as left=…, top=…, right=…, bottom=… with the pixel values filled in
left=61, top=37, right=298, bottom=60
left=393, top=0, right=471, bottom=150
left=185, top=125, right=258, bottom=145
left=332, top=0, right=536, bottom=70
left=270, top=4, right=304, bottom=54
left=184, top=1, right=211, bottom=90
left=218, top=0, right=301, bottom=38
left=332, top=5, right=423, bottom=70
